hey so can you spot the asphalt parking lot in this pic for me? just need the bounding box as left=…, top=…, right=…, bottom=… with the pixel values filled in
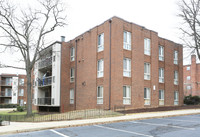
left=1, top=114, right=200, bottom=137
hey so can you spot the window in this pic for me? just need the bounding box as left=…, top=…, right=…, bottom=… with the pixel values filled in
left=159, top=46, right=164, bottom=61
left=159, top=68, right=164, bottom=83
left=174, top=51, right=178, bottom=64
left=19, top=89, right=24, bottom=96
left=123, top=31, right=131, bottom=50
left=187, top=66, right=190, bottom=70
left=123, top=86, right=131, bottom=105
left=97, top=86, right=103, bottom=104
left=187, top=76, right=191, bottom=80
left=97, top=59, right=104, bottom=78
left=70, top=47, right=75, bottom=61
left=98, top=33, right=104, bottom=52
left=19, top=79, right=24, bottom=86
left=144, top=88, right=150, bottom=105
left=144, top=63, right=150, bottom=80
left=159, top=90, right=164, bottom=106
left=70, top=89, right=74, bottom=104
left=70, top=68, right=75, bottom=82
left=53, top=56, right=55, bottom=62
left=144, top=38, right=151, bottom=55
left=174, top=71, right=178, bottom=85
left=187, top=86, right=191, bottom=90
left=5, top=88, right=12, bottom=97
left=123, top=58, right=131, bottom=77
left=5, top=78, right=12, bottom=86
left=19, top=99, right=24, bottom=106
left=174, top=91, right=179, bottom=105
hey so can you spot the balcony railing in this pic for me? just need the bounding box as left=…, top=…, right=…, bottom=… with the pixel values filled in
left=0, top=91, right=12, bottom=97
left=0, top=81, right=12, bottom=86
left=38, top=56, right=52, bottom=69
left=37, top=97, right=54, bottom=105
left=38, top=76, right=52, bottom=87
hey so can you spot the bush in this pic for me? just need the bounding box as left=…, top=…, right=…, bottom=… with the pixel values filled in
left=17, top=106, right=25, bottom=112
left=184, top=95, right=200, bottom=105
left=0, top=104, right=18, bottom=108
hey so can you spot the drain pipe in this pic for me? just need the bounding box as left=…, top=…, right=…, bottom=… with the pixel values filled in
left=74, top=39, right=78, bottom=110
left=109, top=19, right=112, bottom=110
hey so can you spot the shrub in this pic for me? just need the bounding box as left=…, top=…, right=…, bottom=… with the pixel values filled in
left=0, top=104, right=18, bottom=108
left=17, top=106, right=25, bottom=112
left=184, top=95, right=200, bottom=105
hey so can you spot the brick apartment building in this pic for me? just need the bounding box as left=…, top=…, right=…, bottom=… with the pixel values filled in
left=33, top=16, right=183, bottom=112
left=183, top=55, right=200, bottom=96
left=0, top=74, right=27, bottom=106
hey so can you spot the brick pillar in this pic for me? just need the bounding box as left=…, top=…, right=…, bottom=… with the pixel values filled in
left=191, top=54, right=197, bottom=95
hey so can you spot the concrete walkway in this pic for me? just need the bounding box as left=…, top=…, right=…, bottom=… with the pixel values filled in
left=1, top=109, right=200, bottom=135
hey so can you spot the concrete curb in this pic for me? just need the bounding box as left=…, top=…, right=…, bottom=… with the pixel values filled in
left=1, top=109, right=200, bottom=135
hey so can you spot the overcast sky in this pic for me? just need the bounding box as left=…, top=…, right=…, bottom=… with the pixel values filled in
left=0, top=0, right=191, bottom=75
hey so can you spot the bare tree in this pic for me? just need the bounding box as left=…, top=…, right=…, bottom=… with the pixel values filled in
left=0, top=0, right=66, bottom=116
left=178, top=0, right=200, bottom=60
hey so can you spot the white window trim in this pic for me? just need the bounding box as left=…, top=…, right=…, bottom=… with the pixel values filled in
left=144, top=63, right=150, bottom=80
left=123, top=85, right=131, bottom=105
left=187, top=76, right=191, bottom=80
left=70, top=89, right=74, bottom=104
left=97, top=59, right=104, bottom=78
left=174, top=71, right=178, bottom=85
left=97, top=86, right=103, bottom=104
left=174, top=91, right=179, bottom=105
left=159, top=68, right=164, bottom=83
left=144, top=38, right=151, bottom=55
left=123, top=58, right=131, bottom=77
left=144, top=88, right=151, bottom=105
left=98, top=33, right=104, bottom=52
left=123, top=31, right=131, bottom=50
left=19, top=89, right=24, bottom=96
left=70, top=68, right=75, bottom=82
left=159, top=89, right=164, bottom=106
left=70, top=47, right=75, bottom=61
left=159, top=46, right=164, bottom=61
left=187, top=85, right=191, bottom=90
left=174, top=51, right=178, bottom=65
left=186, top=66, right=190, bottom=70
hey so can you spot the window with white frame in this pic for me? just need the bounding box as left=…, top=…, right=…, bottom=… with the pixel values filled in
left=98, top=33, right=104, bottom=52
left=187, top=66, right=190, bottom=70
left=174, top=91, right=179, bottom=105
left=19, top=89, right=24, bottom=96
left=144, top=38, right=151, bottom=55
left=187, top=85, right=191, bottom=90
left=70, top=47, right=75, bottom=61
left=123, top=86, right=131, bottom=105
left=159, top=89, right=164, bottom=106
left=159, top=68, right=164, bottom=83
left=174, top=71, right=178, bottom=85
left=70, top=89, right=74, bottom=104
left=174, top=51, right=178, bottom=64
left=187, top=76, right=191, bottom=80
left=97, top=86, right=103, bottom=104
left=159, top=46, right=164, bottom=61
left=123, top=31, right=131, bottom=50
left=19, top=79, right=24, bottom=86
left=19, top=99, right=24, bottom=106
left=144, top=63, right=150, bottom=80
left=123, top=58, right=131, bottom=77
left=70, top=68, right=75, bottom=82
left=144, top=88, right=150, bottom=105
left=97, top=59, right=104, bottom=78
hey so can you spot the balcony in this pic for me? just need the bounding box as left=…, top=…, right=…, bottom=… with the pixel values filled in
left=38, top=76, right=52, bottom=87
left=0, top=81, right=12, bottom=86
left=38, top=57, right=52, bottom=69
left=0, top=91, right=12, bottom=97
left=37, top=97, right=54, bottom=105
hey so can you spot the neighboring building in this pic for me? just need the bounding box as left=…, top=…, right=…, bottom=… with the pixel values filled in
left=0, top=74, right=27, bottom=106
left=183, top=55, right=200, bottom=96
left=33, top=16, right=183, bottom=112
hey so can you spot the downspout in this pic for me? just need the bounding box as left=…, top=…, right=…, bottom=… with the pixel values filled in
left=74, top=39, right=78, bottom=110
left=109, top=19, right=112, bottom=110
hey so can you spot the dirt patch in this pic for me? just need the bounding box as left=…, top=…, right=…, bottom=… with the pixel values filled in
left=119, top=105, right=200, bottom=114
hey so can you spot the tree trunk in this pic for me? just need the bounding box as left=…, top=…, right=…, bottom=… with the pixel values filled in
left=26, top=69, right=32, bottom=116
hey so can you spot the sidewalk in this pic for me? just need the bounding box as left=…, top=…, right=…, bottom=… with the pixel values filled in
left=1, top=109, right=200, bottom=135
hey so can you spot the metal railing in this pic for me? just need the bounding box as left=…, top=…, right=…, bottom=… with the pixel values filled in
left=38, top=57, right=52, bottom=69
left=0, top=109, right=123, bottom=122
left=37, top=97, right=54, bottom=105
left=0, top=81, right=12, bottom=86
left=0, top=91, right=12, bottom=97
left=38, top=76, right=52, bottom=87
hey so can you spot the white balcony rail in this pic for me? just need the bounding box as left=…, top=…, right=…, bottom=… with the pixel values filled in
left=38, top=76, right=52, bottom=87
